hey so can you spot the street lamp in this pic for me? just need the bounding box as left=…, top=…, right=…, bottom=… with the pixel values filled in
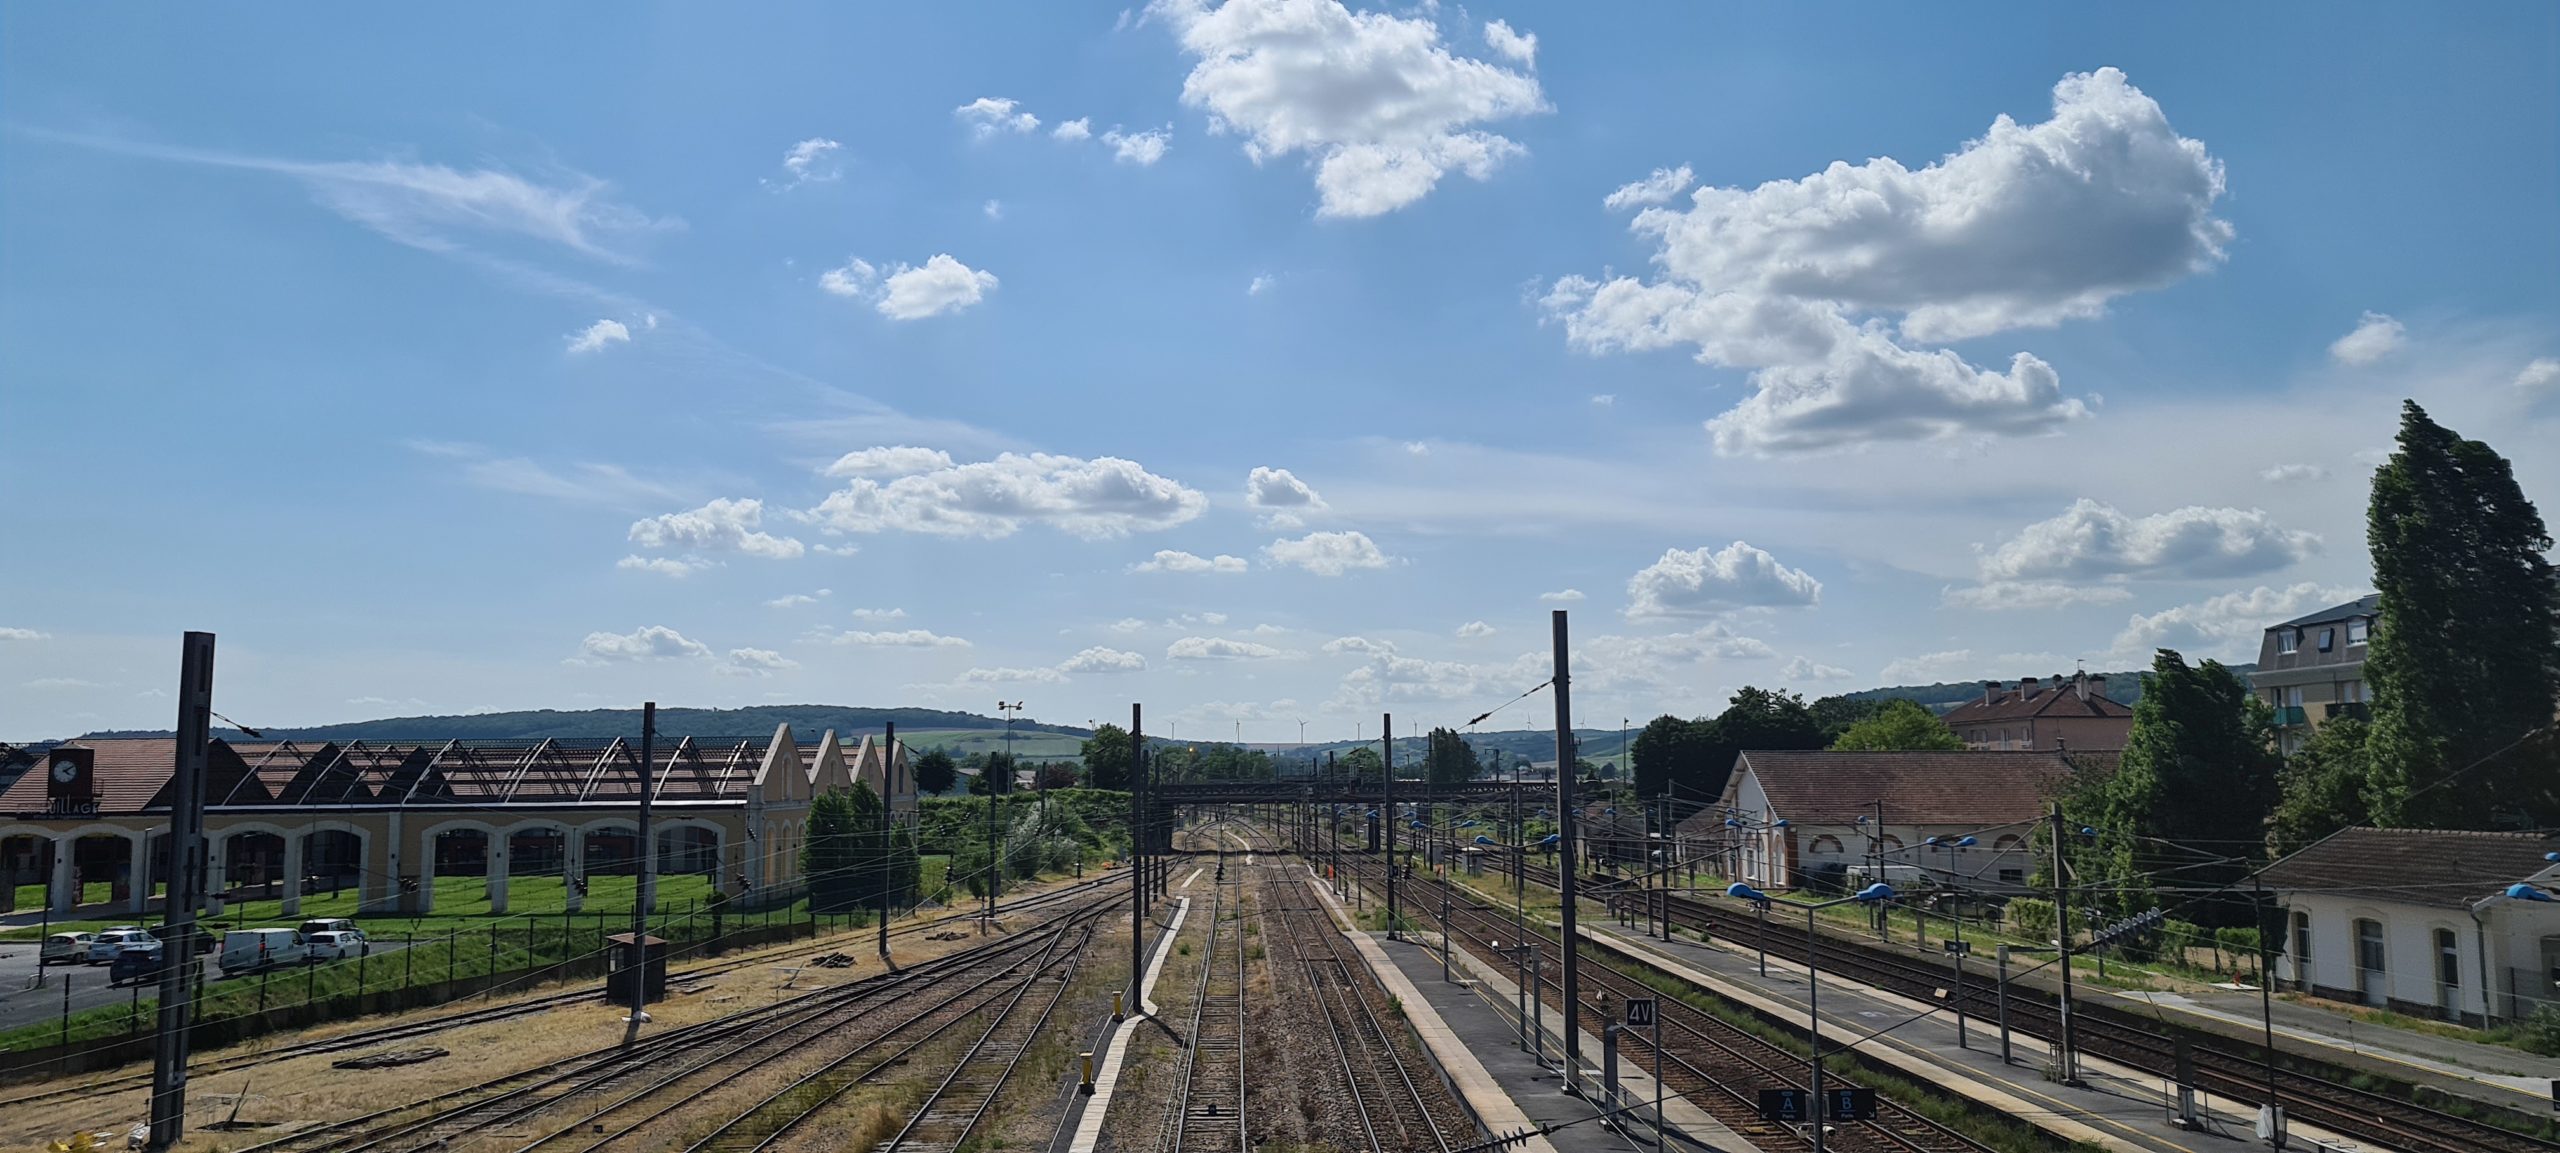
left=1726, top=880, right=1897, bottom=1153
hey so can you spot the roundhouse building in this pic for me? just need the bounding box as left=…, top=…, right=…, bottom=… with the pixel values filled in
left=0, top=724, right=913, bottom=917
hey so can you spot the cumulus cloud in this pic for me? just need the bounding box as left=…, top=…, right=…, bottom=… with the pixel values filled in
left=628, top=497, right=806, bottom=559
left=1248, top=274, right=1275, bottom=296
left=2260, top=463, right=2329, bottom=484
left=1940, top=580, right=2135, bottom=611
left=1262, top=530, right=1391, bottom=576
left=807, top=450, right=1208, bottom=540
left=1134, top=549, right=1249, bottom=574
left=1481, top=18, right=1536, bottom=66
left=1102, top=127, right=1173, bottom=166
left=1625, top=541, right=1822, bottom=618
left=835, top=628, right=972, bottom=648
left=771, top=138, right=843, bottom=189
left=820, top=254, right=999, bottom=320
left=1975, top=499, right=2319, bottom=582
left=578, top=625, right=710, bottom=662
left=2516, top=357, right=2560, bottom=395
left=1602, top=164, right=1692, bottom=211
left=1109, top=617, right=1150, bottom=633
left=955, top=97, right=1041, bottom=137
left=0, top=627, right=50, bottom=641
left=1245, top=466, right=1327, bottom=527
left=1053, top=118, right=1094, bottom=142
left=826, top=446, right=958, bottom=478
left=1545, top=68, right=2226, bottom=454
left=1061, top=646, right=1150, bottom=673
left=1539, top=589, right=1585, bottom=602
left=566, top=319, right=630, bottom=354
left=1169, top=635, right=1289, bottom=661
left=1456, top=621, right=1495, bottom=638
left=2110, top=582, right=2356, bottom=663
left=764, top=590, right=832, bottom=608
left=1590, top=394, right=1615, bottom=407
left=718, top=647, right=800, bottom=677
left=1151, top=0, right=1549, bottom=217
left=617, top=554, right=715, bottom=578
left=849, top=607, right=908, bottom=621
left=2329, top=311, right=2406, bottom=365
left=1781, top=656, right=1854, bottom=681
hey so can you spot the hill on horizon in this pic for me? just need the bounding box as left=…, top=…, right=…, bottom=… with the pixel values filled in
left=81, top=704, right=1092, bottom=745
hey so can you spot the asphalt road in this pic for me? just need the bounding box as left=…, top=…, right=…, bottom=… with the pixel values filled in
left=0, top=936, right=413, bottom=1037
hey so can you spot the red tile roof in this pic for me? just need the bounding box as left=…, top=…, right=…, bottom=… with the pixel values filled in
left=1942, top=674, right=2132, bottom=726
left=1, top=736, right=765, bottom=815
left=1699, top=749, right=2082, bottom=828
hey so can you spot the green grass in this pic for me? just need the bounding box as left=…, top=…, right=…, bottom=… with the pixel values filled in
left=901, top=728, right=1087, bottom=764
left=3, top=873, right=725, bottom=941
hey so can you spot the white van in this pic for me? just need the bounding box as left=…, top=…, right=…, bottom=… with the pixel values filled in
left=218, top=928, right=307, bottom=976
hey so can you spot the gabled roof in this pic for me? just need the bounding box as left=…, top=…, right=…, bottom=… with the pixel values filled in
left=2275, top=593, right=2381, bottom=631
left=1943, top=675, right=2132, bottom=726
left=1697, top=749, right=2080, bottom=828
left=2259, top=826, right=2560, bottom=909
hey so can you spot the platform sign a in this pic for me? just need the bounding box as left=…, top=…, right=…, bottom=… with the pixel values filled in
left=1757, top=1089, right=1808, bottom=1122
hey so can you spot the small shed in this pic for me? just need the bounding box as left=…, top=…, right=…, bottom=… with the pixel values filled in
left=604, top=931, right=669, bottom=1004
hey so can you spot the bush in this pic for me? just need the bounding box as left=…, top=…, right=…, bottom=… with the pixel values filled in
left=2008, top=898, right=2055, bottom=942
left=2214, top=926, right=2261, bottom=956
left=2521, top=1003, right=2560, bottom=1057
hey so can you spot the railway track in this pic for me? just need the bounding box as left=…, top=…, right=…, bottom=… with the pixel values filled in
left=1267, top=870, right=1457, bottom=1153
left=0, top=873, right=1125, bottom=1112
left=1161, top=877, right=1246, bottom=1153
left=1351, top=859, right=1999, bottom=1153
left=217, top=886, right=1120, bottom=1153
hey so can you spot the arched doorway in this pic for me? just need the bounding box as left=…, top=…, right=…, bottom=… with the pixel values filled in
left=224, top=831, right=285, bottom=904
left=301, top=828, right=364, bottom=901
left=0, top=835, right=48, bottom=914
left=658, top=826, right=718, bottom=877
left=509, top=826, right=568, bottom=909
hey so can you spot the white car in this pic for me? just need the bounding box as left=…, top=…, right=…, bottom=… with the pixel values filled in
left=303, top=929, right=370, bottom=961
left=39, top=932, right=96, bottom=966
left=87, top=928, right=157, bottom=964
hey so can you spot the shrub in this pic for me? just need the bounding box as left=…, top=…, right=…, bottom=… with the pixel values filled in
left=2521, top=1003, right=2560, bottom=1057
left=2007, top=898, right=2056, bottom=942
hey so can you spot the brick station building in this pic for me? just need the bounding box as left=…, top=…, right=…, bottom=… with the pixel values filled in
left=0, top=725, right=914, bottom=917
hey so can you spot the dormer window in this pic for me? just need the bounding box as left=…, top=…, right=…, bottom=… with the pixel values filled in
left=2347, top=618, right=2369, bottom=645
left=2277, top=629, right=2299, bottom=655
left=2317, top=627, right=2335, bottom=653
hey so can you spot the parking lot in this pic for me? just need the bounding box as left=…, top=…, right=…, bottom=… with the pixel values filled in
left=0, top=931, right=413, bottom=1035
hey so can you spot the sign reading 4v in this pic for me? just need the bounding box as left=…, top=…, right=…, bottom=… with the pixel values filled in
left=1624, top=998, right=1656, bottom=1028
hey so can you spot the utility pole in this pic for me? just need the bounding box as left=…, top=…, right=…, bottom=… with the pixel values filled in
left=623, top=701, right=655, bottom=1046
left=2049, top=802, right=2079, bottom=1084
left=1130, top=703, right=1145, bottom=1007
left=147, top=631, right=215, bottom=1150
left=1383, top=712, right=1396, bottom=940
left=878, top=721, right=895, bottom=963
left=1552, top=610, right=1582, bottom=1090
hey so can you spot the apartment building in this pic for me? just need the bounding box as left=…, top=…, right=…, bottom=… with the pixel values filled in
left=2255, top=593, right=2381, bottom=753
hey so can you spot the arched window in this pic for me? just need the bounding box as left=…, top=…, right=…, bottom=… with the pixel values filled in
left=1809, top=835, right=1844, bottom=855
left=1876, top=834, right=1904, bottom=852
left=1992, top=835, right=2025, bottom=853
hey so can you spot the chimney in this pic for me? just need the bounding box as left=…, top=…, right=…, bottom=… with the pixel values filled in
left=1983, top=681, right=1999, bottom=706
left=2074, top=670, right=2090, bottom=701
left=2087, top=674, right=2107, bottom=702
left=2020, top=676, right=2039, bottom=699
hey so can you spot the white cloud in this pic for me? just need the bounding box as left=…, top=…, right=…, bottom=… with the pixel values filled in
left=1323, top=635, right=1396, bottom=656
left=1134, top=549, right=1249, bottom=574
left=1940, top=580, right=2135, bottom=611
left=0, top=627, right=48, bottom=641
left=628, top=497, right=806, bottom=559
left=719, top=647, right=800, bottom=677
left=1248, top=274, right=1275, bottom=296
left=578, top=625, right=711, bottom=662
left=1061, top=646, right=1150, bottom=674
left=850, top=607, right=908, bottom=621
left=1053, top=118, right=1094, bottom=142
left=1109, top=617, right=1151, bottom=633
left=566, top=319, right=630, bottom=354
left=1245, top=465, right=1326, bottom=527
left=1263, top=530, right=1390, bottom=576
left=956, top=97, right=1041, bottom=137
left=1102, top=127, right=1173, bottom=166
left=983, top=199, right=1004, bottom=220
left=2329, top=311, right=2406, bottom=365
left=1878, top=649, right=1979, bottom=684
left=1546, top=68, right=2225, bottom=455
left=1601, top=164, right=1692, bottom=211
left=1781, top=656, right=1854, bottom=681
left=820, top=255, right=998, bottom=320
left=1403, top=441, right=1431, bottom=455
left=1170, top=635, right=1289, bottom=661
left=1625, top=541, right=1821, bottom=618
left=616, top=554, right=715, bottom=578
left=835, top=629, right=972, bottom=648
left=824, top=446, right=957, bottom=478
left=1481, top=19, right=1536, bottom=66
left=1589, top=394, right=1614, bottom=407
left=1151, top=0, right=1549, bottom=217
left=2109, top=582, right=2356, bottom=664
left=771, top=138, right=843, bottom=189
left=25, top=677, right=98, bottom=689
left=765, top=590, right=833, bottom=608
left=807, top=451, right=1208, bottom=540
left=1456, top=621, right=1495, bottom=638
left=1976, top=499, right=2319, bottom=581
left=958, top=665, right=1070, bottom=685
left=1539, top=589, right=1585, bottom=602
left=2516, top=357, right=2560, bottom=395
left=2259, top=463, right=2329, bottom=484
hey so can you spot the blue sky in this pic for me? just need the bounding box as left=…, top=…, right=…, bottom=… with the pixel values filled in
left=5, top=2, right=2556, bottom=741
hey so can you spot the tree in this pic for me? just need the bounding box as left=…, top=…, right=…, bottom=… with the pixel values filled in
left=1829, top=699, right=1963, bottom=751
left=2075, top=650, right=2279, bottom=924
left=1081, top=724, right=1134, bottom=790
left=2266, top=717, right=2372, bottom=857
left=1810, top=695, right=1891, bottom=744
left=2363, top=401, right=2560, bottom=828
left=913, top=747, right=958, bottom=795
left=802, top=787, right=866, bottom=912
left=1630, top=715, right=1715, bottom=798
left=1424, top=727, right=1477, bottom=786
left=968, top=751, right=1014, bottom=796
left=1036, top=762, right=1081, bottom=790
left=1341, top=745, right=1383, bottom=782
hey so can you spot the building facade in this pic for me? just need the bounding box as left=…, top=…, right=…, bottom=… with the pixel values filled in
left=0, top=724, right=914, bottom=917
left=2262, top=827, right=2560, bottom=1025
left=2254, top=593, right=2381, bottom=754
left=1940, top=671, right=2133, bottom=751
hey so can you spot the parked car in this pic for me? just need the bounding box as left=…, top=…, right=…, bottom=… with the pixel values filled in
left=148, top=924, right=219, bottom=954
left=217, top=928, right=307, bottom=976
left=38, top=932, right=96, bottom=966
left=87, top=928, right=157, bottom=964
left=297, top=917, right=358, bottom=940
left=302, top=929, right=370, bottom=962
left=109, top=942, right=168, bottom=987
